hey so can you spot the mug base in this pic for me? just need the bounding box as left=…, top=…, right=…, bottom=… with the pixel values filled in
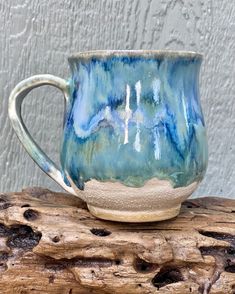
left=87, top=204, right=181, bottom=223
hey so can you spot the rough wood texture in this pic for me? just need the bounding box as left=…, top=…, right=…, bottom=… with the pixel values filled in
left=0, top=0, right=235, bottom=196
left=0, top=188, right=234, bottom=293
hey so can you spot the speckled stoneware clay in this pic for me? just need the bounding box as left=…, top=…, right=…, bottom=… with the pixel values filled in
left=9, top=50, right=208, bottom=222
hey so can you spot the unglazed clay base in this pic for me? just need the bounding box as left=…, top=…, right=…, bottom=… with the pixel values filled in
left=68, top=175, right=198, bottom=222
left=88, top=204, right=181, bottom=222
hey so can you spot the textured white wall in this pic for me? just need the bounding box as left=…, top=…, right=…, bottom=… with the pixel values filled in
left=0, top=0, right=234, bottom=197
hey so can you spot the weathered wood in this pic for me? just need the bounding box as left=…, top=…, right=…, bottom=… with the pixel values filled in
left=0, top=188, right=234, bottom=294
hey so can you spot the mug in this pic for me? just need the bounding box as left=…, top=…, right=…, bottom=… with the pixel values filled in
left=9, top=50, right=208, bottom=222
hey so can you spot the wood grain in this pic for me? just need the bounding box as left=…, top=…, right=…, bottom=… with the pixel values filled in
left=0, top=187, right=234, bottom=293
left=0, top=0, right=234, bottom=196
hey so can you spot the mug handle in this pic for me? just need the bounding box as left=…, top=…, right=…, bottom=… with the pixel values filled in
left=8, top=74, right=76, bottom=195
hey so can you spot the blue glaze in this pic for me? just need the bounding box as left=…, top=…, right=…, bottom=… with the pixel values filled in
left=61, top=54, right=208, bottom=189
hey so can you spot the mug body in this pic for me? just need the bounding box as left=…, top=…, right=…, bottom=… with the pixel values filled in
left=61, top=50, right=208, bottom=222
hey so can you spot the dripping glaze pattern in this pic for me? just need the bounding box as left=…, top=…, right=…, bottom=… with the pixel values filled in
left=62, top=53, right=207, bottom=191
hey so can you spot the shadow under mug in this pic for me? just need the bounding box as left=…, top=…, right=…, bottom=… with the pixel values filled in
left=9, top=50, right=208, bottom=222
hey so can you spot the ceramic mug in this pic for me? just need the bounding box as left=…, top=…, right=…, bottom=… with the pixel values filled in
left=9, top=50, right=208, bottom=222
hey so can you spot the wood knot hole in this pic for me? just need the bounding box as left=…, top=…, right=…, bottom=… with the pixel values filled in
left=225, top=264, right=235, bottom=273
left=52, top=236, right=60, bottom=243
left=115, top=259, right=121, bottom=265
left=152, top=267, right=184, bottom=289
left=21, top=204, right=31, bottom=208
left=134, top=258, right=158, bottom=273
left=90, top=228, right=111, bottom=237
left=23, top=209, right=39, bottom=221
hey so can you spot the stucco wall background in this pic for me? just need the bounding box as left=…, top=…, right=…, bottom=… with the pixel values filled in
left=0, top=0, right=234, bottom=197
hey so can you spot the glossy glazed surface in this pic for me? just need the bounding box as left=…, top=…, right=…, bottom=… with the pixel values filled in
left=61, top=53, right=207, bottom=190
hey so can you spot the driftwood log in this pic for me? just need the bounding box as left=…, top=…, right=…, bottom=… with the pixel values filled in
left=0, top=188, right=234, bottom=294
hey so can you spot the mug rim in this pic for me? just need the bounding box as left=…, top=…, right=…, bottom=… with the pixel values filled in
left=69, top=50, right=203, bottom=60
